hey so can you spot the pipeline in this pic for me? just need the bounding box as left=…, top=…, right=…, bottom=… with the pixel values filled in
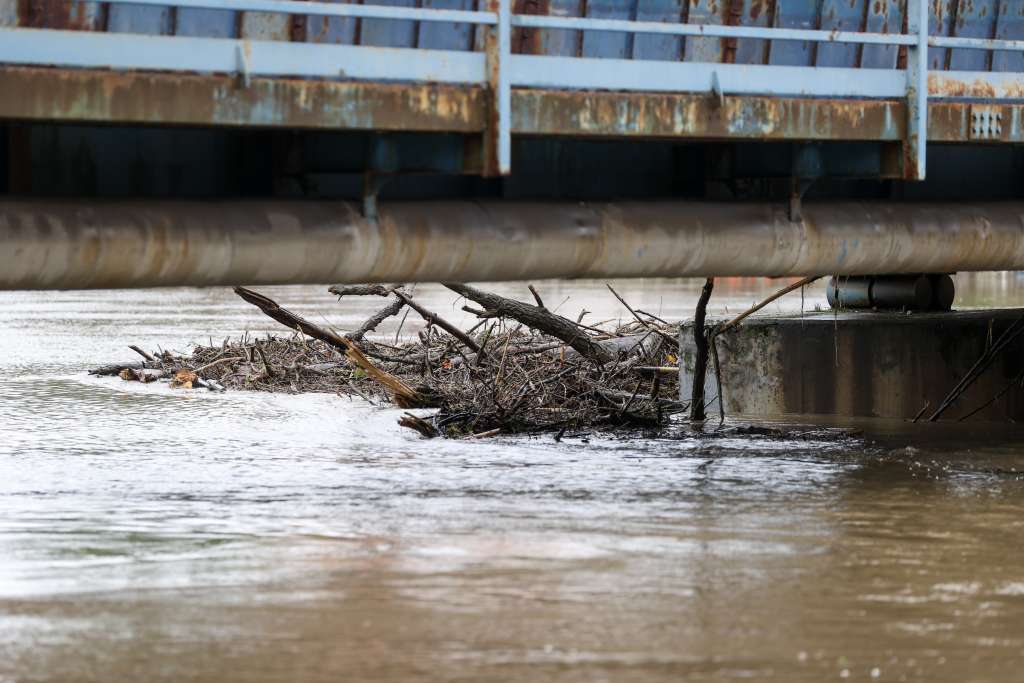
left=2, top=199, right=1024, bottom=289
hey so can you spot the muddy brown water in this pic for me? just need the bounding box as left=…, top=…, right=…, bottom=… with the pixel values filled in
left=1, top=276, right=1023, bottom=683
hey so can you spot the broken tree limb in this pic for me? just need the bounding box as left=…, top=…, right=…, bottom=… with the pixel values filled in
left=528, top=284, right=545, bottom=309
left=606, top=283, right=679, bottom=349
left=928, top=313, right=1024, bottom=421
left=348, top=297, right=406, bottom=343
left=129, top=345, right=156, bottom=363
left=443, top=283, right=613, bottom=364
left=392, top=290, right=481, bottom=354
left=690, top=278, right=715, bottom=422
left=233, top=286, right=427, bottom=407
left=328, top=284, right=399, bottom=298
left=716, top=275, right=821, bottom=337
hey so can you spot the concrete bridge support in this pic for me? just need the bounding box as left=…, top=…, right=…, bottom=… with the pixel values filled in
left=680, top=309, right=1024, bottom=422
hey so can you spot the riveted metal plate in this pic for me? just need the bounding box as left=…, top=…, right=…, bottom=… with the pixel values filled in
left=970, top=106, right=1005, bottom=141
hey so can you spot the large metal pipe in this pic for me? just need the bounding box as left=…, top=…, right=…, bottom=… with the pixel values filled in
left=3, top=199, right=1024, bottom=289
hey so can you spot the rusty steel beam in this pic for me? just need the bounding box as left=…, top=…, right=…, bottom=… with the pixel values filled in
left=3, top=199, right=1024, bottom=290
left=2, top=66, right=1024, bottom=145
left=0, top=66, right=486, bottom=132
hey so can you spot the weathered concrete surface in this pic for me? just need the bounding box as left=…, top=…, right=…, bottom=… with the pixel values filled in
left=680, top=309, right=1024, bottom=422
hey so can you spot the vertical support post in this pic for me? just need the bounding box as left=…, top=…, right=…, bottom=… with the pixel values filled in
left=905, top=0, right=928, bottom=181
left=484, top=0, right=511, bottom=176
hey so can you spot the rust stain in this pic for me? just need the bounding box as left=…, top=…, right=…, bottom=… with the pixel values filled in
left=6, top=65, right=1024, bottom=148
left=511, top=0, right=548, bottom=55
left=927, top=73, right=1024, bottom=98
left=25, top=0, right=100, bottom=30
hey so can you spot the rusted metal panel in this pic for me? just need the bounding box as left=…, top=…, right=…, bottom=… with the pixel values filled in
left=0, top=67, right=485, bottom=132
left=419, top=0, right=476, bottom=50
left=537, top=0, right=584, bottom=55
left=6, top=199, right=1024, bottom=289
left=860, top=0, right=904, bottom=69
left=928, top=70, right=1024, bottom=97
left=240, top=11, right=291, bottom=41
left=360, top=0, right=417, bottom=47
left=684, top=0, right=728, bottom=63
left=25, top=0, right=103, bottom=30
left=817, top=0, right=864, bottom=67
left=991, top=0, right=1024, bottom=72
left=175, top=8, right=237, bottom=38
left=928, top=0, right=956, bottom=69
left=4, top=66, right=1024, bottom=144
left=513, top=88, right=907, bottom=140
left=948, top=0, right=998, bottom=70
left=107, top=4, right=173, bottom=35
left=732, top=0, right=772, bottom=64
left=304, top=0, right=358, bottom=44
left=581, top=0, right=636, bottom=58
left=632, top=0, right=684, bottom=60
left=767, top=0, right=817, bottom=66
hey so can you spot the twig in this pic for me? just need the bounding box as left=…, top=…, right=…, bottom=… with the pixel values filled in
left=194, top=356, right=244, bottom=376
left=716, top=275, right=821, bottom=337
left=957, top=369, right=1024, bottom=422
left=393, top=291, right=481, bottom=354
left=233, top=286, right=427, bottom=407
left=328, top=284, right=400, bottom=298
left=528, top=284, right=545, bottom=309
left=928, top=315, right=1024, bottom=421
left=128, top=345, right=156, bottom=363
left=348, top=296, right=406, bottom=343
left=634, top=366, right=679, bottom=375
left=636, top=309, right=670, bottom=325
left=607, top=283, right=679, bottom=348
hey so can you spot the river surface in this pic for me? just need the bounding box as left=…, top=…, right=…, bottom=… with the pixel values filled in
left=1, top=276, right=1024, bottom=683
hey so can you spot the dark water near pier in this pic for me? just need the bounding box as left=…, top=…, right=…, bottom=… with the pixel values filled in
left=1, top=276, right=1023, bottom=683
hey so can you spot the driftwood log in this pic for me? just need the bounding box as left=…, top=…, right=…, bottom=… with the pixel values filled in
left=444, top=283, right=614, bottom=364
left=233, top=286, right=429, bottom=407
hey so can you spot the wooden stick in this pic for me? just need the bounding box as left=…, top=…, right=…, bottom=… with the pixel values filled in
left=393, top=290, right=481, bottom=354
left=234, top=286, right=426, bottom=406
left=128, top=345, right=156, bottom=363
left=194, top=356, right=244, bottom=375
left=328, top=284, right=398, bottom=297
left=715, top=275, right=821, bottom=337
left=606, top=283, right=679, bottom=348
left=444, top=283, right=613, bottom=364
left=634, top=365, right=680, bottom=374
left=348, top=296, right=406, bottom=343
left=528, top=284, right=545, bottom=309
left=690, top=278, right=715, bottom=422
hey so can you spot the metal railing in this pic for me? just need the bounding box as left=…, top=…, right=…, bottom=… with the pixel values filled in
left=2, top=0, right=1023, bottom=178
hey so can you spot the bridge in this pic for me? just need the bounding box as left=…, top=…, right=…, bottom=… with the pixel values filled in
left=2, top=0, right=1024, bottom=288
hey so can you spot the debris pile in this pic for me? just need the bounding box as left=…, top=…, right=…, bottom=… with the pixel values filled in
left=91, top=283, right=684, bottom=438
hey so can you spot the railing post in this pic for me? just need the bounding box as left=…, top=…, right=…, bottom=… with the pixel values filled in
left=484, top=0, right=511, bottom=176
left=905, top=0, right=928, bottom=180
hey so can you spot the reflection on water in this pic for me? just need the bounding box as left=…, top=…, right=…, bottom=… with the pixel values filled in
left=1, top=277, right=1023, bottom=682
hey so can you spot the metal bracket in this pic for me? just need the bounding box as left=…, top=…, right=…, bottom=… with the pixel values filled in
left=710, top=70, right=725, bottom=109
left=235, top=43, right=252, bottom=88
left=970, top=106, right=1004, bottom=140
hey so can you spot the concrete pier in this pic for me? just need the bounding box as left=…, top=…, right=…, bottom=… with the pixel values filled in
left=680, top=309, right=1024, bottom=422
